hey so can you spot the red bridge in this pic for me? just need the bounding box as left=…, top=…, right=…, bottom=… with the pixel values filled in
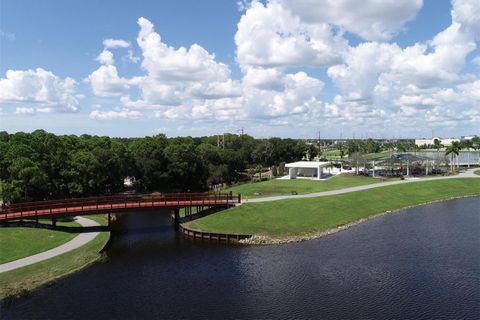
left=0, top=192, right=241, bottom=223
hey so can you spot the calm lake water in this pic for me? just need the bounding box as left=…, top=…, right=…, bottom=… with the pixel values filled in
left=3, top=197, right=480, bottom=319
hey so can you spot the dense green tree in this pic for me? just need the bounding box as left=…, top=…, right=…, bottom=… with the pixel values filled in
left=128, top=135, right=169, bottom=191
left=365, top=139, right=380, bottom=154
left=0, top=131, right=339, bottom=203
left=164, top=141, right=208, bottom=191
left=4, top=157, right=49, bottom=202
left=346, top=140, right=360, bottom=155
left=278, top=162, right=286, bottom=176
left=63, top=150, right=100, bottom=196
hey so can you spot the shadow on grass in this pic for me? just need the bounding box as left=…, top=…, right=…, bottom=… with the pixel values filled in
left=0, top=221, right=108, bottom=233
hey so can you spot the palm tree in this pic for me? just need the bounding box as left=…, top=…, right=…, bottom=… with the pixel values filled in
left=397, top=144, right=407, bottom=153
left=433, top=138, right=442, bottom=149
left=471, top=136, right=480, bottom=151
left=445, top=141, right=461, bottom=173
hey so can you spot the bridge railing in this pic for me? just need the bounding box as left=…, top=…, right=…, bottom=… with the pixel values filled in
left=0, top=192, right=240, bottom=221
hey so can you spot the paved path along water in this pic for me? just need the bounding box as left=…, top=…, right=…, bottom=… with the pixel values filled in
left=0, top=217, right=100, bottom=273
left=244, top=168, right=480, bottom=203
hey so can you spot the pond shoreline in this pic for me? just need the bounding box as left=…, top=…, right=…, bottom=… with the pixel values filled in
left=240, top=194, right=479, bottom=245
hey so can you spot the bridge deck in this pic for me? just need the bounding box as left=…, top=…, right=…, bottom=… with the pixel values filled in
left=0, top=193, right=240, bottom=222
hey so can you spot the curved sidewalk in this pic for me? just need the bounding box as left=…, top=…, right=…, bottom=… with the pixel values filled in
left=245, top=169, right=480, bottom=204
left=0, top=217, right=100, bottom=273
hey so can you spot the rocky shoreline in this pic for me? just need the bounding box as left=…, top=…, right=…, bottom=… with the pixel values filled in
left=239, top=194, right=479, bottom=245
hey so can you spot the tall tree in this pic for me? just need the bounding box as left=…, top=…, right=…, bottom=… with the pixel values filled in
left=445, top=141, right=461, bottom=173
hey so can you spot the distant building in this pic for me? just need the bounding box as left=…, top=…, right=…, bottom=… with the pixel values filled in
left=461, top=135, right=478, bottom=141
left=415, top=137, right=460, bottom=147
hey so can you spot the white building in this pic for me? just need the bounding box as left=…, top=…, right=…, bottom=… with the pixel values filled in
left=415, top=137, right=460, bottom=147
left=461, top=135, right=478, bottom=141
left=285, top=161, right=330, bottom=179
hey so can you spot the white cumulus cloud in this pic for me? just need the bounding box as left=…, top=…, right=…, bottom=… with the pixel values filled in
left=15, top=107, right=35, bottom=115
left=103, top=38, right=131, bottom=49
left=137, top=17, right=231, bottom=82
left=235, top=1, right=346, bottom=68
left=0, top=68, right=80, bottom=112
left=279, top=0, right=424, bottom=41
left=87, top=65, right=140, bottom=97
left=89, top=109, right=141, bottom=120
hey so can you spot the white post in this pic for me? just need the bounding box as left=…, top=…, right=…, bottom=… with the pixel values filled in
left=317, top=166, right=321, bottom=179
left=372, top=161, right=375, bottom=177
left=407, top=162, right=410, bottom=176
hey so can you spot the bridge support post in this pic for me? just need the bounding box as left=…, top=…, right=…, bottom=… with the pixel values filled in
left=173, top=209, right=180, bottom=231
left=52, top=217, right=57, bottom=228
left=108, top=213, right=112, bottom=228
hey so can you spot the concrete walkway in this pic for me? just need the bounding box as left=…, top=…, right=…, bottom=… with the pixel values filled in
left=244, top=168, right=480, bottom=204
left=0, top=216, right=101, bottom=273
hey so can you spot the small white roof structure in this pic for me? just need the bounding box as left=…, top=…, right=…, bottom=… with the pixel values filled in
left=285, top=161, right=330, bottom=180
left=285, top=161, right=329, bottom=168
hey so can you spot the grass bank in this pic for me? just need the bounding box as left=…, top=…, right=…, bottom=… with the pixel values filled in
left=475, top=170, right=480, bottom=176
left=0, top=215, right=109, bottom=303
left=0, top=219, right=80, bottom=264
left=186, top=179, right=480, bottom=239
left=225, top=174, right=396, bottom=198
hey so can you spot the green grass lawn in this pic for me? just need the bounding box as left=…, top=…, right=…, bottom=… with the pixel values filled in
left=475, top=170, right=480, bottom=176
left=0, top=214, right=109, bottom=301
left=0, top=219, right=80, bottom=264
left=186, top=178, right=480, bottom=237
left=225, top=174, right=395, bottom=198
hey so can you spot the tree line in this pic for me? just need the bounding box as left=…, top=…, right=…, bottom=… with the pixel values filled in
left=0, top=130, right=311, bottom=203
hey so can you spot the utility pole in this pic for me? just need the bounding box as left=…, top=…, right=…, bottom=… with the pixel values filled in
left=216, top=134, right=225, bottom=149
left=318, top=130, right=321, bottom=151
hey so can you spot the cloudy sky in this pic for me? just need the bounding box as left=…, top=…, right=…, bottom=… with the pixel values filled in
left=1, top=0, right=479, bottom=138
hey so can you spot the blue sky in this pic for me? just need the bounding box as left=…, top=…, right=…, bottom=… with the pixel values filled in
left=1, top=0, right=479, bottom=138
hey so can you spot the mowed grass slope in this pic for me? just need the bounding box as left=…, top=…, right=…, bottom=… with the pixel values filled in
left=225, top=174, right=394, bottom=198
left=187, top=179, right=480, bottom=237
left=0, top=219, right=80, bottom=264
left=0, top=215, right=109, bottom=301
